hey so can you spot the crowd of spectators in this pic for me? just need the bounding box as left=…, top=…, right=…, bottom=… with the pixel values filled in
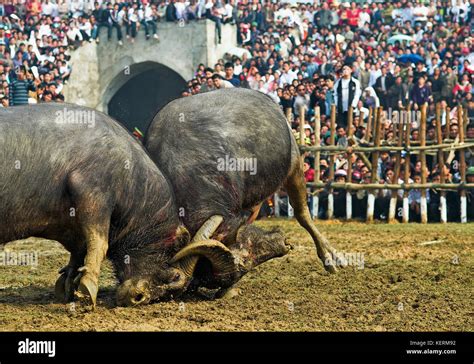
left=182, top=0, right=474, bottom=222
left=0, top=0, right=165, bottom=106
left=0, top=0, right=473, bottom=221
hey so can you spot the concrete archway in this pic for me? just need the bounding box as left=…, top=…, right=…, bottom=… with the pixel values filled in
left=106, top=62, right=186, bottom=134
left=63, top=20, right=237, bottom=123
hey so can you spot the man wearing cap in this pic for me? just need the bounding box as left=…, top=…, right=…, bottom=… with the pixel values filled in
left=334, top=64, right=361, bottom=129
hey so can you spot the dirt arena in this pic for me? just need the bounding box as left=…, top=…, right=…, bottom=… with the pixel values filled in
left=0, top=219, right=472, bottom=331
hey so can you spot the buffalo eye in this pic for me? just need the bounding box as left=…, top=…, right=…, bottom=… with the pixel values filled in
left=171, top=272, right=181, bottom=283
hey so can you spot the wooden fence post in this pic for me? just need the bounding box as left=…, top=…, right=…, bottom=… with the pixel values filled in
left=389, top=110, right=404, bottom=222
left=366, top=107, right=373, bottom=142
left=367, top=107, right=382, bottom=222
left=313, top=107, right=321, bottom=219
left=327, top=104, right=336, bottom=219
left=346, top=107, right=353, bottom=220
left=420, top=103, right=428, bottom=223
left=403, top=108, right=411, bottom=223
left=445, top=106, right=451, bottom=139
left=299, top=106, right=306, bottom=146
left=274, top=193, right=280, bottom=217
left=458, top=105, right=467, bottom=223
left=436, top=103, right=447, bottom=223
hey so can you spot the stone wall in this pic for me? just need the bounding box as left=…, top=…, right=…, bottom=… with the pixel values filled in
left=63, top=20, right=237, bottom=112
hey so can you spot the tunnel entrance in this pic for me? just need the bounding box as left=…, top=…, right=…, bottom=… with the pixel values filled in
left=107, top=62, right=187, bottom=135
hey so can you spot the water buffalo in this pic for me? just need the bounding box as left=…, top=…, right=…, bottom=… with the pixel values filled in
left=0, top=104, right=235, bottom=306
left=145, top=88, right=346, bottom=298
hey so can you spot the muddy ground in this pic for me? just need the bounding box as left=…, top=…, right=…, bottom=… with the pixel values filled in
left=0, top=219, right=472, bottom=331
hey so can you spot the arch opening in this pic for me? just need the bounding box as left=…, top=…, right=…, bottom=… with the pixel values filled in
left=106, top=62, right=186, bottom=134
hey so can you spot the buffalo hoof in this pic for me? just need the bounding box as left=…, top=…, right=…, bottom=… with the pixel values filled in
left=320, top=244, right=349, bottom=273
left=321, top=252, right=338, bottom=274
left=74, top=268, right=98, bottom=307
left=216, top=287, right=241, bottom=300
left=54, top=273, right=68, bottom=302
left=54, top=266, right=79, bottom=303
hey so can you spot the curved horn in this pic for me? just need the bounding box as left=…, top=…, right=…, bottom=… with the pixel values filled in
left=175, top=215, right=224, bottom=277
left=171, top=239, right=238, bottom=283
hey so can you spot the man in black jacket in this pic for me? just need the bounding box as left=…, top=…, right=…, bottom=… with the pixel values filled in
left=387, top=76, right=408, bottom=110
left=92, top=2, right=108, bottom=42
left=374, top=65, right=394, bottom=109
left=107, top=3, right=123, bottom=45
left=166, top=0, right=178, bottom=22
left=428, top=68, right=446, bottom=104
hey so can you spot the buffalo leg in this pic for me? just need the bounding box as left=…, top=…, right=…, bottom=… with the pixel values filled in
left=68, top=172, right=111, bottom=306
left=246, top=203, right=262, bottom=224
left=55, top=252, right=83, bottom=303
left=283, top=159, right=346, bottom=273
left=74, top=225, right=109, bottom=306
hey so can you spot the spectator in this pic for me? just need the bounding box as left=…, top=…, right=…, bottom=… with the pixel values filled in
left=107, top=3, right=123, bottom=46
left=165, top=0, right=178, bottom=22
left=224, top=62, right=240, bottom=87
left=374, top=65, right=394, bottom=109
left=9, top=65, right=36, bottom=106
left=211, top=73, right=233, bottom=89
left=410, top=76, right=432, bottom=110
left=205, top=0, right=222, bottom=44
left=334, top=64, right=362, bottom=128
left=141, top=0, right=159, bottom=40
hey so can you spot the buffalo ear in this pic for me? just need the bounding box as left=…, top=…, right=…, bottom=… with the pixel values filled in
left=175, top=225, right=191, bottom=246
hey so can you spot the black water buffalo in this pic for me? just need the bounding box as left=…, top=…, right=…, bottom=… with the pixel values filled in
left=145, top=88, right=346, bottom=298
left=0, top=104, right=235, bottom=306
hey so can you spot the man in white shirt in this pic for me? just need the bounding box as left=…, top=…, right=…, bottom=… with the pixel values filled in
left=333, top=65, right=362, bottom=128
left=293, top=84, right=309, bottom=117
left=358, top=4, right=371, bottom=29
left=223, top=0, right=234, bottom=24
left=369, top=64, right=382, bottom=88
left=413, top=3, right=428, bottom=25
left=174, top=0, right=187, bottom=20
left=41, top=0, right=56, bottom=16
left=279, top=61, right=297, bottom=87
left=212, top=74, right=234, bottom=89
left=140, top=0, right=159, bottom=40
